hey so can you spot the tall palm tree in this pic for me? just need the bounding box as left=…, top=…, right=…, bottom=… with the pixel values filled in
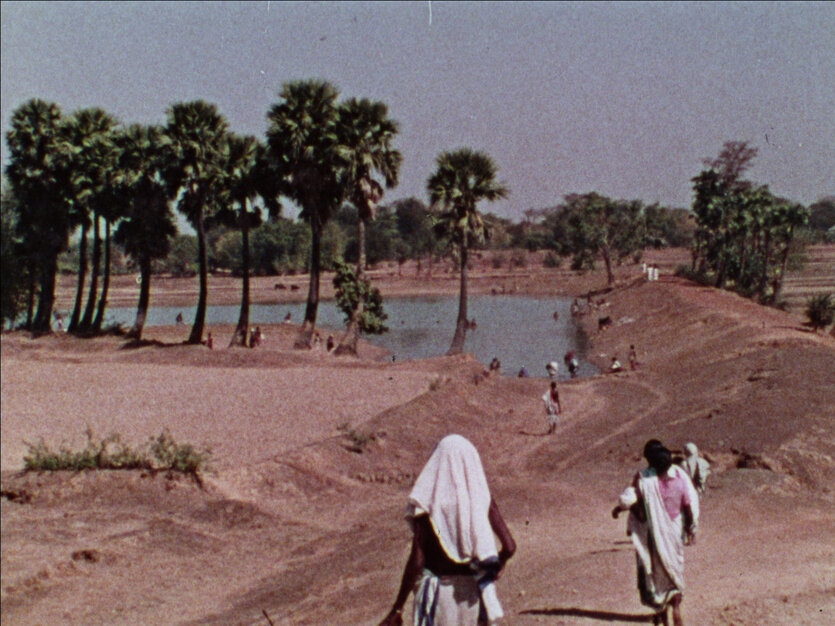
left=62, top=108, right=118, bottom=333
left=427, top=148, right=508, bottom=355
left=4, top=99, right=72, bottom=333
left=211, top=134, right=269, bottom=347
left=113, top=125, right=177, bottom=341
left=163, top=101, right=229, bottom=345
left=333, top=97, right=402, bottom=356
left=266, top=80, right=343, bottom=348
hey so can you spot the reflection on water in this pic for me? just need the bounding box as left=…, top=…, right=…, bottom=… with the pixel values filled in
left=105, top=295, right=598, bottom=379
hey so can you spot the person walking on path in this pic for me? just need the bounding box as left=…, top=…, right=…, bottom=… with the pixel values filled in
left=542, top=381, right=562, bottom=434
left=379, top=434, right=516, bottom=626
left=612, top=440, right=699, bottom=626
left=682, top=443, right=711, bottom=494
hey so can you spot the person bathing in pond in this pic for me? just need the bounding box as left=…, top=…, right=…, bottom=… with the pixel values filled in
left=542, top=381, right=562, bottom=434
left=612, top=440, right=699, bottom=626
left=379, top=434, right=516, bottom=626
left=489, top=357, right=501, bottom=374
left=682, top=443, right=710, bottom=494
left=564, top=351, right=579, bottom=378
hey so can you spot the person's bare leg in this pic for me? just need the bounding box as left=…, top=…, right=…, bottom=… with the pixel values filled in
left=671, top=594, right=683, bottom=626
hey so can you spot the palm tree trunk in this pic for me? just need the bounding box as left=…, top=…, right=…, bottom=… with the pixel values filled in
left=188, top=210, right=208, bottom=344
left=80, top=214, right=101, bottom=331
left=33, top=254, right=57, bottom=334
left=447, top=236, right=469, bottom=355
left=68, top=221, right=88, bottom=332
left=92, top=220, right=111, bottom=332
left=758, top=231, right=772, bottom=296
left=771, top=226, right=795, bottom=302
left=231, top=213, right=251, bottom=347
left=335, top=217, right=366, bottom=356
left=128, top=256, right=152, bottom=340
left=602, top=248, right=614, bottom=285
left=295, top=219, right=321, bottom=349
left=25, top=272, right=37, bottom=330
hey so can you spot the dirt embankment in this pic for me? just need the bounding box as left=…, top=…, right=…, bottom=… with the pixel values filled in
left=2, top=258, right=834, bottom=625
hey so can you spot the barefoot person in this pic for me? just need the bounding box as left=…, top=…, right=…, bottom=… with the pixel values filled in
left=612, top=440, right=699, bottom=626
left=379, top=434, right=516, bottom=626
left=542, top=381, right=562, bottom=434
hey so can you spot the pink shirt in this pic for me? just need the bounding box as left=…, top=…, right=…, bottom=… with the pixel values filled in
left=657, top=470, right=691, bottom=519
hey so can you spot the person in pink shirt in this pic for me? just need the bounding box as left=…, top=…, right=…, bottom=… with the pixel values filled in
left=612, top=440, right=699, bottom=626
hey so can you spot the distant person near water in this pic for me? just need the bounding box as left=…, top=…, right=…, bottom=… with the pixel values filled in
left=612, top=440, right=699, bottom=626
left=518, top=366, right=529, bottom=378
left=545, top=361, right=559, bottom=381
left=379, top=434, right=516, bottom=626
left=175, top=312, right=184, bottom=325
left=564, top=351, right=579, bottom=378
left=629, top=345, right=639, bottom=370
left=489, top=357, right=501, bottom=374
left=610, top=356, right=624, bottom=373
left=542, top=381, right=562, bottom=434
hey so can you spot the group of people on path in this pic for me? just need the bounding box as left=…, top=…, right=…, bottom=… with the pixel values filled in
left=380, top=435, right=709, bottom=626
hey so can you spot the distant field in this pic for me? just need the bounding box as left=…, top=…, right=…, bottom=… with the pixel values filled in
left=782, top=244, right=835, bottom=311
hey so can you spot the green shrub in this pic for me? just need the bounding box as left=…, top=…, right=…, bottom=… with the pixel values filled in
left=806, top=293, right=835, bottom=331
left=23, top=427, right=210, bottom=476
left=542, top=251, right=561, bottom=268
left=510, top=249, right=528, bottom=268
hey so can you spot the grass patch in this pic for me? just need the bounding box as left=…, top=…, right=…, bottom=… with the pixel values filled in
left=336, top=422, right=381, bottom=454
left=23, top=427, right=211, bottom=478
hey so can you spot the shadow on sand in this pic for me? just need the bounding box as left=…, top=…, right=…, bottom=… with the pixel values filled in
left=519, top=607, right=655, bottom=622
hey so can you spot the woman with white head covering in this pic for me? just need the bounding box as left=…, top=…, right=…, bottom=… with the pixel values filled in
left=683, top=443, right=710, bottom=493
left=379, top=435, right=516, bottom=626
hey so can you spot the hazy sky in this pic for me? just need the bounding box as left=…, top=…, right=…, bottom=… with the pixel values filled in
left=2, top=1, right=833, bottom=221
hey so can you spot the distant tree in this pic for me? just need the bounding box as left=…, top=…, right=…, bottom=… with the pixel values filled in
left=266, top=80, right=344, bottom=348
left=561, top=192, right=645, bottom=285
left=392, top=197, right=435, bottom=274
left=691, top=142, right=808, bottom=301
left=427, top=148, right=508, bottom=355
left=163, top=101, right=229, bottom=344
left=4, top=99, right=72, bottom=333
left=332, top=97, right=401, bottom=355
left=1, top=186, right=30, bottom=328
left=113, top=124, right=177, bottom=340
left=62, top=108, right=118, bottom=334
left=806, top=196, right=835, bottom=242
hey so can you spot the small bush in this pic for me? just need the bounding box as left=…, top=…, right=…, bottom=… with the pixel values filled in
left=510, top=249, right=528, bottom=268
left=674, top=265, right=713, bottom=286
left=806, top=293, right=835, bottom=331
left=542, top=251, right=561, bottom=268
left=23, top=427, right=210, bottom=477
left=491, top=253, right=505, bottom=269
left=337, top=423, right=379, bottom=454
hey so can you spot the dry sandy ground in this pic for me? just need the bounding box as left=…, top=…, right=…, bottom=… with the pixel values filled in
left=2, top=250, right=834, bottom=625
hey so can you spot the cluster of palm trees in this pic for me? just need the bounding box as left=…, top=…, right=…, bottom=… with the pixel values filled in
left=5, top=79, right=508, bottom=354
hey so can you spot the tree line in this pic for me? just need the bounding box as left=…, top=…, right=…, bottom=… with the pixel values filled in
left=3, top=81, right=830, bottom=352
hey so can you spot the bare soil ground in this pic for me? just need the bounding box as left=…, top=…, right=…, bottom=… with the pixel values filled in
left=2, top=247, right=834, bottom=625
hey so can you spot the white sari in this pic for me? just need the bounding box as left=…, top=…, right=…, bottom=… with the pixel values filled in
left=619, top=465, right=699, bottom=611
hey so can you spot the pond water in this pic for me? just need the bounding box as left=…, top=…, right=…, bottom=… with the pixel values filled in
left=104, top=295, right=598, bottom=379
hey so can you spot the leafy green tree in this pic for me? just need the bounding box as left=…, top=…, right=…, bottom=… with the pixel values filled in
left=561, top=192, right=645, bottom=285
left=266, top=80, right=343, bottom=348
left=4, top=99, right=72, bottom=333
left=332, top=259, right=388, bottom=335
left=1, top=186, right=30, bottom=328
left=113, top=124, right=177, bottom=340
left=159, top=234, right=198, bottom=276
left=332, top=98, right=401, bottom=355
left=163, top=101, right=229, bottom=344
left=427, top=148, right=508, bottom=355
left=393, top=197, right=435, bottom=275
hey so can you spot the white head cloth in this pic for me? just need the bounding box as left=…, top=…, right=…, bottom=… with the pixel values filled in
left=407, top=434, right=497, bottom=564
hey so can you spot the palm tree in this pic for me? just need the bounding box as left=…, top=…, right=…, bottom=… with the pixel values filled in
left=4, top=99, right=72, bottom=333
left=266, top=80, right=343, bottom=348
left=210, top=134, right=269, bottom=347
left=62, top=108, right=118, bottom=333
left=427, top=148, right=508, bottom=355
left=113, top=125, right=177, bottom=340
left=162, top=101, right=229, bottom=345
left=333, top=97, right=402, bottom=356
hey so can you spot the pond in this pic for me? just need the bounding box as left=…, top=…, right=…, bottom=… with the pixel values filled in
left=104, top=295, right=598, bottom=379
